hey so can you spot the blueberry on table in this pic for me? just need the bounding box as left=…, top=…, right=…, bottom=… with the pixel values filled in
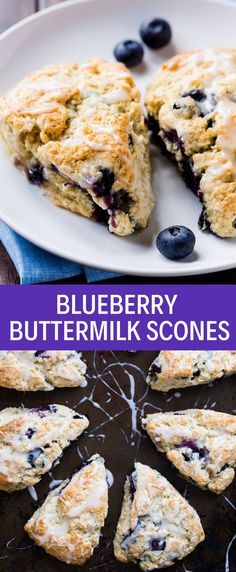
left=114, top=40, right=144, bottom=68
left=156, top=226, right=196, bottom=260
left=140, top=18, right=172, bottom=49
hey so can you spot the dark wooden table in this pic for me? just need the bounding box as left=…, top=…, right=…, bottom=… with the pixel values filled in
left=0, top=0, right=235, bottom=284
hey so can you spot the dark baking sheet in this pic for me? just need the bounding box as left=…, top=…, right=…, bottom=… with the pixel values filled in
left=0, top=351, right=235, bottom=572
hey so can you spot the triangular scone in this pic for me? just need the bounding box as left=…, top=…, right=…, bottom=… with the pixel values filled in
left=145, top=49, right=236, bottom=237
left=142, top=410, right=236, bottom=494
left=25, top=454, right=108, bottom=566
left=0, top=351, right=87, bottom=391
left=0, top=405, right=88, bottom=492
left=146, top=351, right=236, bottom=391
left=0, top=60, right=154, bottom=237
left=114, top=462, right=204, bottom=570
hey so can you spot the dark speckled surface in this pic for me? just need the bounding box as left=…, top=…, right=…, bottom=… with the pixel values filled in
left=0, top=351, right=235, bottom=572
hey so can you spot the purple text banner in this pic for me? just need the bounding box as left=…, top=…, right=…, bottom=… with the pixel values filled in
left=0, top=284, right=235, bottom=350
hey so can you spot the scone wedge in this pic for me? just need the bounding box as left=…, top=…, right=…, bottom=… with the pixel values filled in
left=114, top=462, right=204, bottom=570
left=0, top=404, right=88, bottom=492
left=0, top=350, right=87, bottom=391
left=145, top=49, right=236, bottom=237
left=0, top=60, right=154, bottom=236
left=142, top=410, right=236, bottom=494
left=25, top=454, right=108, bottom=565
left=147, top=350, right=236, bottom=391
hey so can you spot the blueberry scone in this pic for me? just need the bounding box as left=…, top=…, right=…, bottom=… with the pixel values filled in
left=0, top=351, right=87, bottom=391
left=0, top=404, right=88, bottom=492
left=114, top=462, right=204, bottom=570
left=0, top=60, right=154, bottom=236
left=142, top=410, right=236, bottom=494
left=25, top=454, right=108, bottom=566
left=145, top=49, right=236, bottom=237
left=147, top=350, right=236, bottom=391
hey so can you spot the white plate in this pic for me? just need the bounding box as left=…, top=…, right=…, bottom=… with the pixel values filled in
left=0, top=0, right=236, bottom=277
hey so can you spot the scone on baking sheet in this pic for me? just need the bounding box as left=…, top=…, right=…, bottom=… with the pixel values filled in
left=0, top=404, right=88, bottom=492
left=0, top=351, right=87, bottom=391
left=25, top=454, right=108, bottom=566
left=142, top=410, right=236, bottom=494
left=114, top=462, right=204, bottom=571
left=146, top=351, right=236, bottom=391
left=145, top=49, right=236, bottom=237
left=0, top=60, right=154, bottom=237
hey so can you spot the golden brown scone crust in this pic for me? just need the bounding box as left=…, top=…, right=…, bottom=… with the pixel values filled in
left=0, top=351, right=87, bottom=391
left=25, top=454, right=108, bottom=565
left=145, top=49, right=236, bottom=237
left=0, top=60, right=154, bottom=236
left=0, top=405, right=88, bottom=492
left=114, top=462, right=204, bottom=570
left=142, top=409, right=236, bottom=494
left=147, top=350, right=236, bottom=391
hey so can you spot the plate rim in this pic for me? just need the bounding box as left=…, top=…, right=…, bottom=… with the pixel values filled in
left=0, top=0, right=236, bottom=277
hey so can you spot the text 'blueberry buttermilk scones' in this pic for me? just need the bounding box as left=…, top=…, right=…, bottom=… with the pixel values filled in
left=142, top=410, right=236, bottom=494
left=147, top=350, right=236, bottom=391
left=114, top=462, right=204, bottom=570
left=0, top=405, right=88, bottom=492
left=25, top=454, right=108, bottom=566
left=0, top=60, right=154, bottom=236
left=0, top=350, right=87, bottom=391
left=145, top=49, right=236, bottom=237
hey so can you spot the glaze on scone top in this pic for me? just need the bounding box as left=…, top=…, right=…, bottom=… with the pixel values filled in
left=0, top=404, right=89, bottom=492
left=25, top=454, right=108, bottom=566
left=145, top=49, right=236, bottom=237
left=142, top=409, right=236, bottom=494
left=114, top=462, right=204, bottom=570
left=0, top=60, right=154, bottom=236
left=147, top=350, right=236, bottom=391
left=0, top=351, right=87, bottom=391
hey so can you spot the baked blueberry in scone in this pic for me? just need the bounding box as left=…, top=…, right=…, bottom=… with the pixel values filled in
left=145, top=49, right=236, bottom=237
left=0, top=404, right=88, bottom=492
left=147, top=351, right=236, bottom=391
left=0, top=60, right=154, bottom=237
left=114, top=462, right=204, bottom=570
left=142, top=410, right=236, bottom=494
left=25, top=454, right=108, bottom=566
left=0, top=351, right=87, bottom=391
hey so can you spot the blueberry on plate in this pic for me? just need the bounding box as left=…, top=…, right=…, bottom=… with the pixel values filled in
left=156, top=226, right=196, bottom=260
left=114, top=40, right=144, bottom=68
left=140, top=18, right=172, bottom=49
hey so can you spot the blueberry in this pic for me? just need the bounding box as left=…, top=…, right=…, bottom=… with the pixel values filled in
left=156, top=226, right=196, bottom=260
left=140, top=19, right=171, bottom=49
left=221, top=463, right=229, bottom=472
left=150, top=537, right=166, bottom=551
left=177, top=439, right=209, bottom=462
left=112, top=189, right=133, bottom=213
left=34, top=351, right=45, bottom=357
left=28, top=448, right=44, bottom=468
left=183, top=89, right=206, bottom=102
left=92, top=168, right=115, bottom=197
left=191, top=367, right=201, bottom=380
left=150, top=363, right=162, bottom=375
left=27, top=163, right=45, bottom=185
left=129, top=473, right=137, bottom=500
left=198, top=207, right=210, bottom=231
left=30, top=404, right=57, bottom=417
left=114, top=40, right=144, bottom=68
left=25, top=427, right=36, bottom=439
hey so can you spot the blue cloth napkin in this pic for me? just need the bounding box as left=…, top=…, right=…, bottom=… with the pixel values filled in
left=0, top=220, right=120, bottom=284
